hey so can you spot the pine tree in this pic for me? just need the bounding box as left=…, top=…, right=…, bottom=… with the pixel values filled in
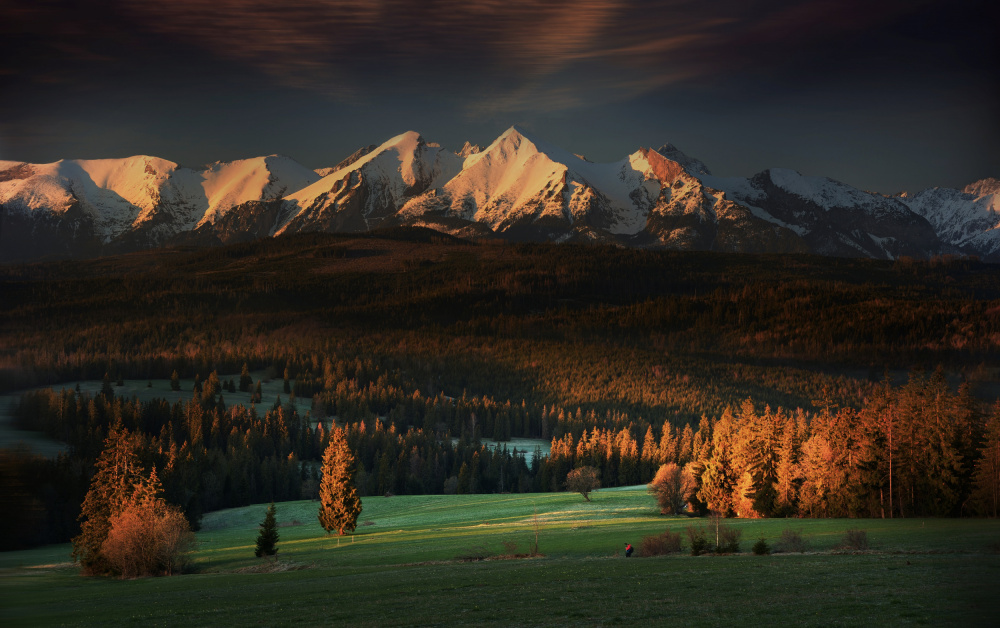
left=255, top=503, right=279, bottom=558
left=318, top=426, right=362, bottom=535
left=170, top=370, right=181, bottom=392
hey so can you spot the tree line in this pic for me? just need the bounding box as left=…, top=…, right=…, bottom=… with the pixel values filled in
left=5, top=365, right=998, bottom=552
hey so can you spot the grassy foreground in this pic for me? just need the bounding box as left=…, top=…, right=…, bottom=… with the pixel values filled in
left=2, top=488, right=998, bottom=626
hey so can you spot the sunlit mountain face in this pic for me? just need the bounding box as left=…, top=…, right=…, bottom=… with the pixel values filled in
left=2, top=127, right=996, bottom=262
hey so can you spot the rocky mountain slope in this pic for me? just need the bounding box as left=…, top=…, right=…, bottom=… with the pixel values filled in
left=2, top=128, right=995, bottom=262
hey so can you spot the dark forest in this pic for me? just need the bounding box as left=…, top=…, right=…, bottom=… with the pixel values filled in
left=3, top=229, right=999, bottom=549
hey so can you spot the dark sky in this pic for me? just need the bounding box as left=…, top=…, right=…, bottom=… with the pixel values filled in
left=1, top=0, right=997, bottom=193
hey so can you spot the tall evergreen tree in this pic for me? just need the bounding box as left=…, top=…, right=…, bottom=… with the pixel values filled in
left=318, top=427, right=362, bottom=535
left=255, top=503, right=279, bottom=558
left=100, top=372, right=114, bottom=401
left=239, top=363, right=253, bottom=392
left=72, top=423, right=144, bottom=574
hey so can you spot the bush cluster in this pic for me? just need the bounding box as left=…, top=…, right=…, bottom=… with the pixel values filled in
left=102, top=496, right=194, bottom=578
left=773, top=529, right=809, bottom=553
left=838, top=529, right=869, bottom=551
left=685, top=525, right=710, bottom=556
left=639, top=530, right=682, bottom=557
left=716, top=525, right=742, bottom=554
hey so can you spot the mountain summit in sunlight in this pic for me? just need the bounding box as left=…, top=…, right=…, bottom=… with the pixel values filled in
left=1, top=127, right=996, bottom=262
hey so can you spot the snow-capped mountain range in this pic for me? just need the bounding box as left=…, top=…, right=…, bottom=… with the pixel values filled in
left=1, top=127, right=997, bottom=262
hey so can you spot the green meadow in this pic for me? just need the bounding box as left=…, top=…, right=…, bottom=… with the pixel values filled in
left=2, top=488, right=998, bottom=627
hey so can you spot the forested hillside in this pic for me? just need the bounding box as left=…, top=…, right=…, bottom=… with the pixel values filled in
left=3, top=229, right=999, bottom=548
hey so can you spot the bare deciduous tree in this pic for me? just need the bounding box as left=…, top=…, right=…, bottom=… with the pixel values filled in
left=565, top=466, right=600, bottom=501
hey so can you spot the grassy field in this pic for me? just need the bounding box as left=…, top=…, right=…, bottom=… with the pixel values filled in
left=2, top=488, right=999, bottom=626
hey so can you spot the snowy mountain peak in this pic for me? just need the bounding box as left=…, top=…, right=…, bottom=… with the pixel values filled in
left=762, top=168, right=884, bottom=212
left=2, top=128, right=995, bottom=263
left=280, top=130, right=463, bottom=235
left=655, top=143, right=711, bottom=176
left=634, top=147, right=688, bottom=185
left=476, top=126, right=591, bottom=172
left=964, top=178, right=1000, bottom=198
left=381, top=130, right=424, bottom=151
left=195, top=154, right=320, bottom=226
left=457, top=141, right=481, bottom=158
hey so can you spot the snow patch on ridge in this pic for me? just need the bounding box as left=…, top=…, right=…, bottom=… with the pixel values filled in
left=766, top=168, right=876, bottom=211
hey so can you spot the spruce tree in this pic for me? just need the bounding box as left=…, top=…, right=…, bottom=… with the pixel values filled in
left=255, top=503, right=279, bottom=558
left=239, top=363, right=253, bottom=392
left=100, top=372, right=114, bottom=400
left=318, top=427, right=362, bottom=535
left=72, top=423, right=144, bottom=574
left=170, top=370, right=181, bottom=391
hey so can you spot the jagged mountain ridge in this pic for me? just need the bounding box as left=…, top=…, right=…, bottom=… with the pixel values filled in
left=0, top=154, right=320, bottom=259
left=1, top=127, right=995, bottom=262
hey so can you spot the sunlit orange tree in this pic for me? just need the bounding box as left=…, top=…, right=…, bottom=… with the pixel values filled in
left=318, top=426, right=362, bottom=535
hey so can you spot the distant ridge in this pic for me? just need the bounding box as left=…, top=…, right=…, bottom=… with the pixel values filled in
left=1, top=128, right=996, bottom=262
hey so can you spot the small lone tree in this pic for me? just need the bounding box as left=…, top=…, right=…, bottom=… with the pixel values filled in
left=255, top=502, right=279, bottom=558
left=318, top=426, right=362, bottom=535
left=170, top=370, right=181, bottom=392
left=565, top=466, right=601, bottom=501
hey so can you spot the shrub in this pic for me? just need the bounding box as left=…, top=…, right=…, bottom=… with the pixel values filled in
left=701, top=512, right=741, bottom=554
left=686, top=525, right=710, bottom=556
left=716, top=525, right=742, bottom=554
left=101, top=496, right=194, bottom=578
left=456, top=544, right=495, bottom=561
left=639, top=530, right=682, bottom=557
left=752, top=537, right=770, bottom=555
left=838, top=529, right=869, bottom=551
left=774, top=529, right=809, bottom=553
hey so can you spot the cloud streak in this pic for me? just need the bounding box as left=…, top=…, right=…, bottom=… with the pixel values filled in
left=7, top=0, right=986, bottom=112
left=1, top=0, right=996, bottom=128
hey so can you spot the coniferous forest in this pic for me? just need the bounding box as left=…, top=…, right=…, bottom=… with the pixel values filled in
left=3, top=229, right=1000, bottom=550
